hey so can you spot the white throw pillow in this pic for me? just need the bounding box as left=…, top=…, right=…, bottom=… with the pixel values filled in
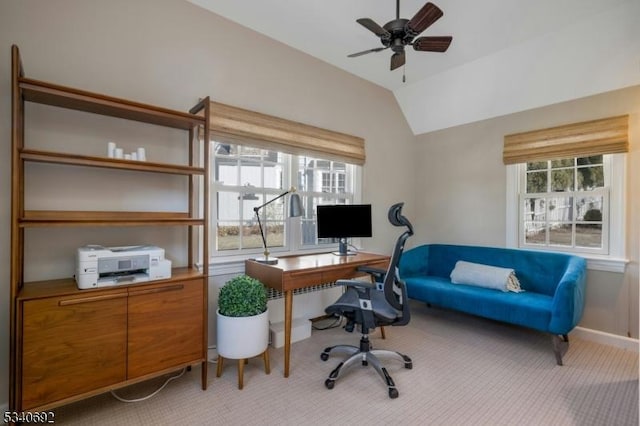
left=450, top=260, right=523, bottom=293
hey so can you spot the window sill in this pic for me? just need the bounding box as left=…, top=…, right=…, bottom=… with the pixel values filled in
left=208, top=258, right=247, bottom=276
left=584, top=256, right=628, bottom=273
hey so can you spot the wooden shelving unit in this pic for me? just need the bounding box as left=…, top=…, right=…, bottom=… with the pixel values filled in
left=9, top=45, right=210, bottom=411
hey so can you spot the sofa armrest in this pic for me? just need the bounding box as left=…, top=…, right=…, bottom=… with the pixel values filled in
left=399, top=245, right=431, bottom=277
left=549, top=256, right=587, bottom=334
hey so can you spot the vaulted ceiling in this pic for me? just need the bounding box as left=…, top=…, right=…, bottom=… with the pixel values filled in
left=188, top=0, right=640, bottom=135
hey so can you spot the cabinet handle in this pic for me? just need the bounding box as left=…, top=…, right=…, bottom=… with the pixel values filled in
left=59, top=292, right=128, bottom=306
left=129, top=284, right=184, bottom=297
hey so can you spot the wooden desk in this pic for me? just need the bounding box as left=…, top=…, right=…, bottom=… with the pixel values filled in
left=245, top=252, right=390, bottom=377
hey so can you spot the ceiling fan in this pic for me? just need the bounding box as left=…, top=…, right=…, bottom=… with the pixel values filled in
left=348, top=0, right=452, bottom=73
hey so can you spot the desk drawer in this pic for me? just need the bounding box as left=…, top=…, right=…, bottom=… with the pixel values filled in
left=322, top=269, right=364, bottom=283
left=323, top=261, right=389, bottom=283
left=283, top=271, right=323, bottom=290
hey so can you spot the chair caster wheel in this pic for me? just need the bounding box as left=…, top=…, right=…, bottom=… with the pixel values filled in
left=362, top=360, right=368, bottom=366
left=401, top=354, right=412, bottom=368
left=325, top=379, right=335, bottom=389
left=388, top=388, right=399, bottom=399
left=320, top=353, right=329, bottom=361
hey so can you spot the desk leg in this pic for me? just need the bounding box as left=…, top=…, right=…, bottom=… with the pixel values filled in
left=284, top=289, right=293, bottom=378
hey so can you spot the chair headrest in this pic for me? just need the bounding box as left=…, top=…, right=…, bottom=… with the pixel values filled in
left=388, top=202, right=414, bottom=235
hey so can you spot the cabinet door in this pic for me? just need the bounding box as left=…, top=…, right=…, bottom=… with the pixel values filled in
left=127, top=279, right=204, bottom=378
left=21, top=291, right=127, bottom=409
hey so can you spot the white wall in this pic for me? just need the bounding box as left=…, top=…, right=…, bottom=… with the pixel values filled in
left=0, top=0, right=416, bottom=408
left=413, top=86, right=640, bottom=339
left=395, top=0, right=640, bottom=135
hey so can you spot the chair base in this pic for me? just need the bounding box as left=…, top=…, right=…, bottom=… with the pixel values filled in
left=320, top=335, right=412, bottom=399
left=216, top=349, right=270, bottom=389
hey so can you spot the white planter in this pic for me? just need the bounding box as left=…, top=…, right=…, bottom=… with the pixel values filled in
left=216, top=308, right=269, bottom=359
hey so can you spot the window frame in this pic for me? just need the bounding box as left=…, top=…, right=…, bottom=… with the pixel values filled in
left=210, top=142, right=362, bottom=265
left=506, top=153, right=627, bottom=272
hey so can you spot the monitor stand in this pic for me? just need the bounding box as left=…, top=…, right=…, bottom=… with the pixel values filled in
left=332, top=238, right=357, bottom=256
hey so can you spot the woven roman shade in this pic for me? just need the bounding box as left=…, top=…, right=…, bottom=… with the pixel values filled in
left=503, top=115, right=629, bottom=165
left=207, top=101, right=365, bottom=165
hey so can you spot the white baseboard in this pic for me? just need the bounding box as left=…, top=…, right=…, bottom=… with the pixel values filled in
left=571, top=326, right=639, bottom=352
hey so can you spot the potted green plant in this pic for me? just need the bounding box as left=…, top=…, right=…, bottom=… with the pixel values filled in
left=217, top=274, right=268, bottom=318
left=216, top=275, right=270, bottom=387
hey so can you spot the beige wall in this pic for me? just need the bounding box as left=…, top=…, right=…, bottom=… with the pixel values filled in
left=0, top=0, right=416, bottom=407
left=414, top=86, right=640, bottom=339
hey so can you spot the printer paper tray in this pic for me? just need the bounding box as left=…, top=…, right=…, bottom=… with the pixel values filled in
left=97, top=272, right=150, bottom=288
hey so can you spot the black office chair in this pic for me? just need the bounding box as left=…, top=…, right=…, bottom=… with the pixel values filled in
left=320, top=202, right=414, bottom=398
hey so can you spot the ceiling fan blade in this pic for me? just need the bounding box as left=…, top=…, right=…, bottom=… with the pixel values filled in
left=406, top=2, right=444, bottom=38
left=347, top=47, right=388, bottom=58
left=390, top=51, right=405, bottom=71
left=413, top=36, right=452, bottom=52
left=356, top=18, right=391, bottom=39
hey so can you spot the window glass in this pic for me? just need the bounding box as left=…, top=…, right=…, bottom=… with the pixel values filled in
left=296, top=155, right=353, bottom=246
left=212, top=142, right=358, bottom=256
left=520, top=155, right=608, bottom=254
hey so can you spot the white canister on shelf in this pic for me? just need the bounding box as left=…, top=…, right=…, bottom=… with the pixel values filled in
left=107, top=141, right=116, bottom=158
left=137, top=147, right=146, bottom=161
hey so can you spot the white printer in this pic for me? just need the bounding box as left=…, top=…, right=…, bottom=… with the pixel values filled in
left=75, top=245, right=172, bottom=289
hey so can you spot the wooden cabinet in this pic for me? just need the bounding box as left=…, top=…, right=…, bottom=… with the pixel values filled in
left=127, top=279, right=204, bottom=378
left=9, top=45, right=210, bottom=411
left=21, top=290, right=128, bottom=409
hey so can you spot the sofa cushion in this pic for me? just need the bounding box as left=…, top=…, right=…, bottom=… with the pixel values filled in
left=405, top=276, right=553, bottom=332
left=450, top=260, right=523, bottom=293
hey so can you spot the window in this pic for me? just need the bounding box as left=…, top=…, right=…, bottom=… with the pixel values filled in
left=520, top=155, right=608, bottom=254
left=203, top=100, right=365, bottom=271
left=504, top=116, right=628, bottom=271
left=211, top=142, right=360, bottom=258
left=507, top=153, right=626, bottom=271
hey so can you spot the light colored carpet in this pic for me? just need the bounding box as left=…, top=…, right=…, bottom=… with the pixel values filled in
left=54, top=301, right=638, bottom=425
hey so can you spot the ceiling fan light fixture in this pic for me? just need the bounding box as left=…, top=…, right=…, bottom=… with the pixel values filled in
left=347, top=0, right=452, bottom=79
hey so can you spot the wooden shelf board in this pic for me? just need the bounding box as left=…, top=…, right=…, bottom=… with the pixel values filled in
left=18, top=267, right=205, bottom=300
left=20, top=77, right=205, bottom=130
left=20, top=210, right=204, bottom=227
left=21, top=149, right=205, bottom=175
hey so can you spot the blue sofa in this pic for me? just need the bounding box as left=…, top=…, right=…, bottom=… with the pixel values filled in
left=398, top=244, right=587, bottom=365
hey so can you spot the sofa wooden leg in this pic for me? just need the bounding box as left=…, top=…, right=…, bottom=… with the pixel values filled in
left=552, top=334, right=569, bottom=366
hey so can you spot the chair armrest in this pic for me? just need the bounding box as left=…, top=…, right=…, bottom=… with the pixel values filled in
left=356, top=266, right=386, bottom=282
left=336, top=279, right=377, bottom=290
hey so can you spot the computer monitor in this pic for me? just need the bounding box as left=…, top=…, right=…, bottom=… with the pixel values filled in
left=316, top=204, right=372, bottom=256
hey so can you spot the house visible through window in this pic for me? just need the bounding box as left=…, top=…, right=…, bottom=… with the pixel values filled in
left=520, top=155, right=609, bottom=254
left=212, top=142, right=360, bottom=258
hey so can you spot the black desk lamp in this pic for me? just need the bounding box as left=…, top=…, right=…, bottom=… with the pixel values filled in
left=253, top=187, right=303, bottom=265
